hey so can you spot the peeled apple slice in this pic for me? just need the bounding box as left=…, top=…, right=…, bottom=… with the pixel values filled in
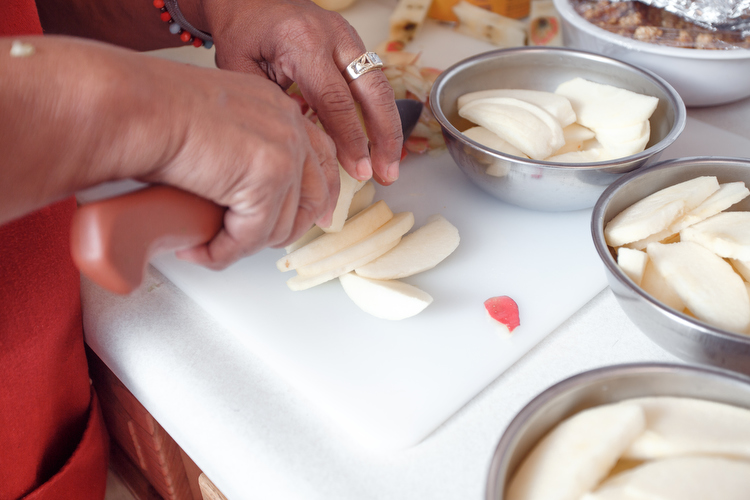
left=554, top=77, right=659, bottom=129
left=552, top=123, right=597, bottom=155
left=582, top=456, right=750, bottom=500
left=506, top=402, right=646, bottom=500
left=458, top=89, right=576, bottom=127
left=318, top=165, right=366, bottom=233
left=355, top=214, right=460, bottom=280
left=639, top=259, right=685, bottom=312
left=339, top=272, right=433, bottom=320
left=277, top=200, right=393, bottom=272
left=459, top=97, right=565, bottom=160
left=347, top=181, right=376, bottom=219
left=624, top=181, right=750, bottom=251
left=604, top=176, right=720, bottom=247
left=597, top=121, right=651, bottom=160
left=617, top=247, right=648, bottom=287
left=646, top=241, right=750, bottom=333
left=595, top=121, right=650, bottom=145
left=462, top=126, right=527, bottom=157
left=623, top=397, right=750, bottom=461
left=287, top=212, right=415, bottom=291
left=680, top=211, right=750, bottom=261
left=546, top=149, right=602, bottom=163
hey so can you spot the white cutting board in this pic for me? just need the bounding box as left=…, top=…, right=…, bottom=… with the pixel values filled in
left=144, top=118, right=749, bottom=451
left=80, top=2, right=750, bottom=451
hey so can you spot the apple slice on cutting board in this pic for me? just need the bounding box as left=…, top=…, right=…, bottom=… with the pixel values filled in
left=284, top=181, right=377, bottom=254
left=339, top=272, right=433, bottom=320
left=506, top=401, right=646, bottom=500
left=277, top=200, right=393, bottom=272
left=355, top=214, right=460, bottom=280
left=287, top=211, right=415, bottom=291
left=318, top=164, right=366, bottom=233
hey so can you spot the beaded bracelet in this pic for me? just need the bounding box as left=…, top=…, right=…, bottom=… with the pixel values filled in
left=153, top=0, right=213, bottom=48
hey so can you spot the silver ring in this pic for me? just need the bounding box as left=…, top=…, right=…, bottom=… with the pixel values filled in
left=344, top=51, right=384, bottom=83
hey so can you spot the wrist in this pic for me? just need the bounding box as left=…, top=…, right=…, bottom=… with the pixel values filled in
left=169, top=0, right=210, bottom=36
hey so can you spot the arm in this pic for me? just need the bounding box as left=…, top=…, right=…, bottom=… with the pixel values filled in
left=0, top=36, right=338, bottom=267
left=34, top=0, right=404, bottom=186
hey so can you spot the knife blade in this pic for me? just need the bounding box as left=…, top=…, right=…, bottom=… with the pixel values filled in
left=71, top=99, right=423, bottom=294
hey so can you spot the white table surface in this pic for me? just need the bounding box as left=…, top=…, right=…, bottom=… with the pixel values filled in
left=82, top=13, right=750, bottom=500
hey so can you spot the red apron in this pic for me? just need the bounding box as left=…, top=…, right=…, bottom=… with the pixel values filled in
left=1, top=2, right=109, bottom=498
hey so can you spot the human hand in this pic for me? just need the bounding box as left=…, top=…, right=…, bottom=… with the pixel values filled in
left=0, top=37, right=338, bottom=269
left=199, top=0, right=404, bottom=186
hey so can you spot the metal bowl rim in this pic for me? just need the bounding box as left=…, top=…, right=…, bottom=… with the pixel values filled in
left=485, top=361, right=750, bottom=500
left=552, top=0, right=750, bottom=61
left=591, top=156, right=750, bottom=345
left=430, top=46, right=686, bottom=171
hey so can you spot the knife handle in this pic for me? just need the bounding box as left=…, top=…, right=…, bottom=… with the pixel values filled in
left=71, top=185, right=225, bottom=295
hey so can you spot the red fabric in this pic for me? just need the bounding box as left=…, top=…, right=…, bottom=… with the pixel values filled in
left=0, top=0, right=42, bottom=36
left=1, top=4, right=109, bottom=497
left=0, top=199, right=109, bottom=500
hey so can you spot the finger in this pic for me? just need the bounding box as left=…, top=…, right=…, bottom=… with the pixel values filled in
left=348, top=70, right=402, bottom=184
left=304, top=119, right=339, bottom=227
left=296, top=57, right=372, bottom=182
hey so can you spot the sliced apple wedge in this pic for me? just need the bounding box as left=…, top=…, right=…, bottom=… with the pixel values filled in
left=597, top=120, right=651, bottom=160
left=623, top=397, right=750, bottom=461
left=458, top=97, right=565, bottom=160
left=318, top=164, right=366, bottom=233
left=604, top=176, right=720, bottom=247
left=287, top=212, right=415, bottom=291
left=277, top=200, right=393, bottom=272
left=355, top=214, right=460, bottom=280
left=554, top=77, right=659, bottom=129
left=640, top=258, right=685, bottom=312
left=680, top=211, right=750, bottom=261
left=552, top=123, right=596, bottom=155
left=462, top=126, right=528, bottom=158
left=506, top=402, right=645, bottom=500
left=288, top=239, right=401, bottom=292
left=458, top=89, right=576, bottom=127
left=339, top=272, right=433, bottom=320
left=646, top=241, right=750, bottom=333
left=730, top=258, right=750, bottom=282
left=348, top=181, right=376, bottom=219
left=584, top=456, right=750, bottom=500
left=625, top=181, right=750, bottom=251
left=285, top=225, right=325, bottom=254
left=546, top=148, right=603, bottom=164
left=617, top=247, right=648, bottom=287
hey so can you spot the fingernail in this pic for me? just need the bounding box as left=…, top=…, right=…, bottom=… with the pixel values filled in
left=386, top=161, right=400, bottom=182
left=356, top=158, right=372, bottom=180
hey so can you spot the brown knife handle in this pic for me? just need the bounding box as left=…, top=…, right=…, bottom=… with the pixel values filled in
left=71, top=185, right=225, bottom=295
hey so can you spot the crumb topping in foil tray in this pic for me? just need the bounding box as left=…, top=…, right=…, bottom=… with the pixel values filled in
left=573, top=0, right=750, bottom=49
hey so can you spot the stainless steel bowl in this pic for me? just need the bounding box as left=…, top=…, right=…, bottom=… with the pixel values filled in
left=553, top=0, right=750, bottom=107
left=429, top=47, right=686, bottom=212
left=486, top=363, right=750, bottom=500
left=592, top=157, right=750, bottom=375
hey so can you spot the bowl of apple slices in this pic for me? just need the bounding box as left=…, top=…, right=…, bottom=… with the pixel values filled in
left=592, top=156, right=750, bottom=375
left=430, top=47, right=686, bottom=211
left=486, top=362, right=750, bottom=500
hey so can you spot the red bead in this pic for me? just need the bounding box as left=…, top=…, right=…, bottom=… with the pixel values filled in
left=153, top=0, right=164, bottom=8
left=180, top=31, right=192, bottom=42
left=193, top=38, right=203, bottom=48
left=160, top=11, right=171, bottom=22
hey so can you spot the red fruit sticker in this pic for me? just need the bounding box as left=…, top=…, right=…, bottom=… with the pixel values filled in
left=484, top=296, right=520, bottom=333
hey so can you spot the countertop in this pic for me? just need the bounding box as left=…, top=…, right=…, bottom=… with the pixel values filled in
left=82, top=9, right=750, bottom=500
